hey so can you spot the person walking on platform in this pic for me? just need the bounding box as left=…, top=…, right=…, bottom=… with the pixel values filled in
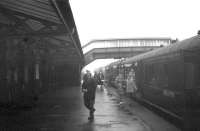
left=83, top=70, right=91, bottom=82
left=82, top=71, right=97, bottom=120
left=98, top=71, right=104, bottom=90
left=94, top=71, right=99, bottom=84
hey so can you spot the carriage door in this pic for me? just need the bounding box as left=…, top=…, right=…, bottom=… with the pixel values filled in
left=184, top=54, right=200, bottom=130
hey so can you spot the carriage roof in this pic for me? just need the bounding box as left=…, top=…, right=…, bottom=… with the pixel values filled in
left=124, top=35, right=200, bottom=64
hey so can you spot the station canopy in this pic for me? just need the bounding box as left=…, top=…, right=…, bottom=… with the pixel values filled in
left=0, top=0, right=84, bottom=65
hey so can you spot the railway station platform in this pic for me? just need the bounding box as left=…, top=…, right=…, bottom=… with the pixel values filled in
left=0, top=85, right=180, bottom=131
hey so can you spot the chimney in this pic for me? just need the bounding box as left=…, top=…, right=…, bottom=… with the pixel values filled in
left=198, top=30, right=200, bottom=35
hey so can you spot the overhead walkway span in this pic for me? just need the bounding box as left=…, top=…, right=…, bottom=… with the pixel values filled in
left=83, top=38, right=174, bottom=65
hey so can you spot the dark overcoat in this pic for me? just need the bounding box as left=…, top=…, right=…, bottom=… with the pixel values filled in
left=82, top=78, right=97, bottom=100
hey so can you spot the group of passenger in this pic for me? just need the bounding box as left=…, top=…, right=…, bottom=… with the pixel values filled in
left=81, top=70, right=104, bottom=120
left=126, top=69, right=137, bottom=97
left=115, top=69, right=137, bottom=97
left=81, top=69, right=136, bottom=121
left=94, top=71, right=104, bottom=89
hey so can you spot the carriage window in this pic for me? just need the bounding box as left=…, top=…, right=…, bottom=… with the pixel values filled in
left=145, top=64, right=154, bottom=81
left=167, top=62, right=184, bottom=90
left=194, top=64, right=200, bottom=88
left=157, top=63, right=168, bottom=84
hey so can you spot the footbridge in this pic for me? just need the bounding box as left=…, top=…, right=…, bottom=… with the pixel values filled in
left=83, top=38, right=174, bottom=65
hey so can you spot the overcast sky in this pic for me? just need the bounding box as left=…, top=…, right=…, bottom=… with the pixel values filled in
left=70, top=0, right=199, bottom=46
left=69, top=0, right=199, bottom=72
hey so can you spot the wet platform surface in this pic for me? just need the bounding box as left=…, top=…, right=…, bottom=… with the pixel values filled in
left=0, top=86, right=180, bottom=131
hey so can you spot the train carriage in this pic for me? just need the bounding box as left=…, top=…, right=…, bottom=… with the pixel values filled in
left=123, top=35, right=200, bottom=130
left=105, top=34, right=200, bottom=130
